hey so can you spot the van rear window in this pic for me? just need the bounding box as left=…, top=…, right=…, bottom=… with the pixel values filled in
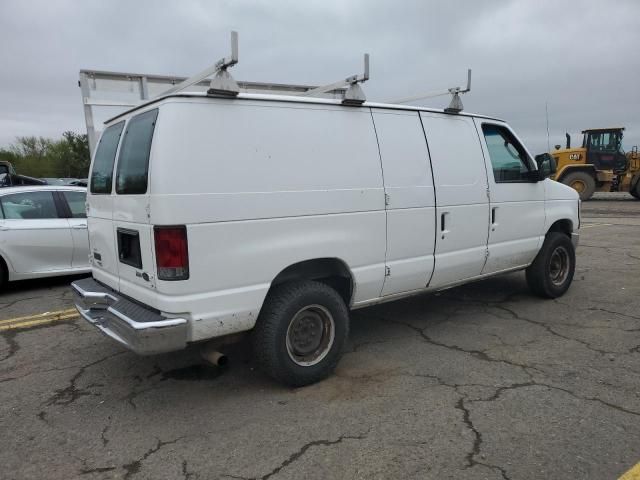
left=116, top=109, right=158, bottom=195
left=90, top=121, right=124, bottom=194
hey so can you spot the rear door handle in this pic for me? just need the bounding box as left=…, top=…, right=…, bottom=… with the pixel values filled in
left=440, top=212, right=449, bottom=239
left=72, top=224, right=87, bottom=229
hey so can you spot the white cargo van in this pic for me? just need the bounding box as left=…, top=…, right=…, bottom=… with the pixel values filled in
left=72, top=92, right=579, bottom=386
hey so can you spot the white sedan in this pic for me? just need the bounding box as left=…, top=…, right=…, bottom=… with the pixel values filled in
left=0, top=186, right=90, bottom=289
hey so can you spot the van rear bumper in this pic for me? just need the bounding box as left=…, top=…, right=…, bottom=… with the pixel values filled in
left=71, top=277, right=187, bottom=355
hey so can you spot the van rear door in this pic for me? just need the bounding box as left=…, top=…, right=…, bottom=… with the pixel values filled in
left=87, top=121, right=125, bottom=290
left=112, top=109, right=159, bottom=297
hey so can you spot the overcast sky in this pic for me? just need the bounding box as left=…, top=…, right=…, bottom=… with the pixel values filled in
left=1, top=0, right=639, bottom=154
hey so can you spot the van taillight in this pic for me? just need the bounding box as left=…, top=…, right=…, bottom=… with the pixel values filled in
left=154, top=226, right=189, bottom=281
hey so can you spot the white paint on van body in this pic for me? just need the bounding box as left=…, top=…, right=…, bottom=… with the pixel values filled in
left=419, top=112, right=491, bottom=288
left=474, top=119, right=547, bottom=273
left=372, top=109, right=436, bottom=296
left=86, top=93, right=579, bottom=344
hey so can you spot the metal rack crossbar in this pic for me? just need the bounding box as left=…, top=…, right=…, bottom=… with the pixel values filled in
left=79, top=30, right=472, bottom=154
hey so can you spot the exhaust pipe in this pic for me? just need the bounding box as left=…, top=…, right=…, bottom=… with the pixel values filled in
left=566, top=133, right=571, bottom=149
left=200, top=333, right=245, bottom=367
left=201, top=344, right=229, bottom=367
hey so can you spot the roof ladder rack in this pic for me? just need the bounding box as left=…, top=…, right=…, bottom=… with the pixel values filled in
left=387, top=69, right=472, bottom=113
left=160, top=31, right=240, bottom=98
left=444, top=69, right=472, bottom=114
left=299, top=54, right=370, bottom=106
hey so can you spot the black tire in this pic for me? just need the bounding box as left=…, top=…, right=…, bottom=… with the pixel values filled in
left=526, top=232, right=575, bottom=299
left=252, top=280, right=349, bottom=387
left=562, top=171, right=596, bottom=201
left=0, top=257, right=7, bottom=292
left=631, top=180, right=640, bottom=199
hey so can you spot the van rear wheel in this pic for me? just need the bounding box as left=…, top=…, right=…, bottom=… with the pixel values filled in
left=526, top=232, right=575, bottom=298
left=252, top=280, right=349, bottom=387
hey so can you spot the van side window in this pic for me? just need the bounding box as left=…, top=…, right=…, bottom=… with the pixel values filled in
left=116, top=109, right=159, bottom=195
left=90, top=121, right=125, bottom=194
left=482, top=124, right=534, bottom=183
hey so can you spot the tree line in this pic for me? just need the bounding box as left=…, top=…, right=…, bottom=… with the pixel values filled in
left=0, top=132, right=90, bottom=179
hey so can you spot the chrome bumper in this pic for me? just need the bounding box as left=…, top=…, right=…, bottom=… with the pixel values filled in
left=71, top=278, right=187, bottom=355
left=571, top=232, right=579, bottom=249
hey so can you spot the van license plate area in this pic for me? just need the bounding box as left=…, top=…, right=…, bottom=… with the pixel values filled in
left=117, top=228, right=142, bottom=269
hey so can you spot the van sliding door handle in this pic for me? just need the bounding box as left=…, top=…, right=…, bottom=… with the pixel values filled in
left=440, top=213, right=446, bottom=231
left=491, top=207, right=498, bottom=231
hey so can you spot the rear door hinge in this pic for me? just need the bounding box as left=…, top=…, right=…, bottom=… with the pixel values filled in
left=486, top=187, right=491, bottom=200
left=145, top=203, right=151, bottom=220
left=385, top=266, right=391, bottom=277
left=384, top=193, right=390, bottom=207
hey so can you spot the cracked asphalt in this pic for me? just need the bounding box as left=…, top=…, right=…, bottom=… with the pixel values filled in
left=1, top=193, right=639, bottom=480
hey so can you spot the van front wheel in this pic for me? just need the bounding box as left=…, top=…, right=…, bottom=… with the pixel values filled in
left=526, top=232, right=575, bottom=298
left=252, top=281, right=349, bottom=387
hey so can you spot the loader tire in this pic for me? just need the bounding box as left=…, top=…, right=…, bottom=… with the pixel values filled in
left=630, top=180, right=640, bottom=199
left=562, top=171, right=596, bottom=201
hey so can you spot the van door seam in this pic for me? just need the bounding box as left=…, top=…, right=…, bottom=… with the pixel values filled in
left=471, top=118, right=493, bottom=272
left=369, top=109, right=389, bottom=296
left=418, top=112, right=438, bottom=287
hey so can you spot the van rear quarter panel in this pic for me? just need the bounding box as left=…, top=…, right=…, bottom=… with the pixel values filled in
left=147, top=99, right=386, bottom=340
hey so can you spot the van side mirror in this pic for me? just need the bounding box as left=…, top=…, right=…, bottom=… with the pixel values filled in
left=535, top=153, right=556, bottom=180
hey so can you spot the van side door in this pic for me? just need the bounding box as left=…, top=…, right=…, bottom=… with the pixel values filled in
left=475, top=121, right=546, bottom=273
left=420, top=113, right=490, bottom=288
left=372, top=110, right=436, bottom=296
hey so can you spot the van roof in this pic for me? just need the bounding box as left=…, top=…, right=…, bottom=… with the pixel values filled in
left=105, top=92, right=504, bottom=125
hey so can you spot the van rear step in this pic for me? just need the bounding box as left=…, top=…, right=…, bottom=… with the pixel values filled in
left=71, top=277, right=187, bottom=355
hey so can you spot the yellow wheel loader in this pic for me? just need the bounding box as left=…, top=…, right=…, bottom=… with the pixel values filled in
left=551, top=128, right=640, bottom=200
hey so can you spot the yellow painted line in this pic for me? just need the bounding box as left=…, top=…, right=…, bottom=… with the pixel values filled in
left=619, top=461, right=640, bottom=480
left=0, top=313, right=79, bottom=331
left=0, top=308, right=78, bottom=326
left=0, top=308, right=79, bottom=331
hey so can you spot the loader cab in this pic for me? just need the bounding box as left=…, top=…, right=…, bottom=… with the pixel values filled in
left=582, top=128, right=627, bottom=172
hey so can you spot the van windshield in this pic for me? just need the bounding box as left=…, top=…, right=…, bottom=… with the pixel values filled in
left=116, top=109, right=158, bottom=195
left=90, top=121, right=125, bottom=194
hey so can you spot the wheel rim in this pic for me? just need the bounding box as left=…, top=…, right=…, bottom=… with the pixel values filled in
left=286, top=304, right=335, bottom=367
left=549, top=246, right=570, bottom=286
left=570, top=179, right=586, bottom=193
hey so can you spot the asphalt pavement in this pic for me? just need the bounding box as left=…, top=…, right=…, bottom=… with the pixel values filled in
left=1, top=192, right=639, bottom=480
